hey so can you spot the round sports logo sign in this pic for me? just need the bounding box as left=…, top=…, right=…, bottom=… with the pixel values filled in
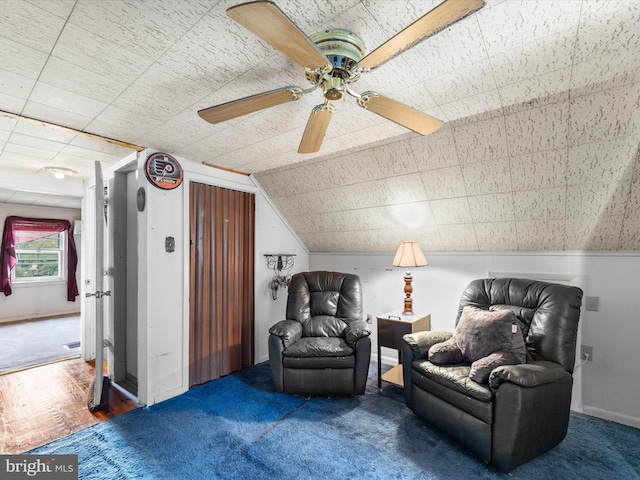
left=144, top=152, right=183, bottom=190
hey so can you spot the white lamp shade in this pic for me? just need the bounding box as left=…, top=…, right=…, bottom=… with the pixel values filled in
left=392, top=241, right=428, bottom=267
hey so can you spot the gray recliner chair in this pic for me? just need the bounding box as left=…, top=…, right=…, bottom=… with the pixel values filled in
left=268, top=271, right=371, bottom=396
left=402, top=278, right=583, bottom=472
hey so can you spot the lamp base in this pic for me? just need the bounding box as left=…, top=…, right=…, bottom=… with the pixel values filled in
left=403, top=273, right=414, bottom=314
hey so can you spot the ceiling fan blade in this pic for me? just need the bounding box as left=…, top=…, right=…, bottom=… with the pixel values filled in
left=359, top=0, right=485, bottom=70
left=298, top=104, right=334, bottom=154
left=227, top=1, right=330, bottom=71
left=198, top=86, right=303, bottom=124
left=358, top=92, right=443, bottom=136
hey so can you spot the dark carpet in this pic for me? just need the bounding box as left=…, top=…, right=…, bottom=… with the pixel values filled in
left=29, top=362, right=640, bottom=479
left=0, top=315, right=81, bottom=372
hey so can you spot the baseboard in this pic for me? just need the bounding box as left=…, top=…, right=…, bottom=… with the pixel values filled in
left=152, top=385, right=188, bottom=406
left=582, top=406, right=640, bottom=429
left=0, top=310, right=81, bottom=324
left=256, top=354, right=269, bottom=364
left=373, top=353, right=398, bottom=366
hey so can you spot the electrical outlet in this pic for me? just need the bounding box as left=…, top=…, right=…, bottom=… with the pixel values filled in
left=585, top=296, right=599, bottom=311
left=581, top=345, right=593, bottom=361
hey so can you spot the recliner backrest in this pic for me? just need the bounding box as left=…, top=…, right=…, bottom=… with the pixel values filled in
left=286, top=271, right=363, bottom=337
left=455, top=278, right=583, bottom=373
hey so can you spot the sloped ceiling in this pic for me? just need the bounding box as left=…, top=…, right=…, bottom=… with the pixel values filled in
left=1, top=0, right=639, bottom=252
left=255, top=85, right=640, bottom=252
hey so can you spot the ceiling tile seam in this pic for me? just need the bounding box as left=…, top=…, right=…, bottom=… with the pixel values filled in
left=413, top=140, right=441, bottom=229
left=415, top=8, right=494, bottom=116
left=472, top=7, right=504, bottom=114
left=502, top=109, right=528, bottom=251
left=78, top=2, right=222, bottom=145
left=618, top=145, right=640, bottom=249
left=279, top=196, right=433, bottom=217
left=290, top=224, right=440, bottom=235
left=291, top=218, right=520, bottom=236
left=256, top=146, right=374, bottom=182
left=500, top=108, right=520, bottom=251
left=613, top=178, right=637, bottom=252
left=562, top=0, right=584, bottom=251
left=254, top=131, right=418, bottom=178
left=444, top=102, right=477, bottom=249
left=266, top=166, right=430, bottom=200
left=153, top=12, right=318, bottom=153
left=357, top=0, right=393, bottom=41
left=20, top=1, right=79, bottom=120
left=569, top=75, right=640, bottom=103
left=404, top=133, right=423, bottom=176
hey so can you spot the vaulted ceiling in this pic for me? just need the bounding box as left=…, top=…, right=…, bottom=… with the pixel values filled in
left=1, top=0, right=639, bottom=252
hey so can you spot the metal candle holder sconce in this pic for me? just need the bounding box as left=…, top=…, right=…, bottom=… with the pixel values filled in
left=264, top=254, right=295, bottom=300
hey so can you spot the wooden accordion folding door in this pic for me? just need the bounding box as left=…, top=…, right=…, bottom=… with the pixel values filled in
left=189, top=182, right=255, bottom=386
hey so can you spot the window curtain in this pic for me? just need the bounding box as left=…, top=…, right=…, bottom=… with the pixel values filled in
left=1, top=216, right=79, bottom=301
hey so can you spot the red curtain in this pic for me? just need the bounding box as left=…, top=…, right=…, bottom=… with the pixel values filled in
left=1, top=216, right=79, bottom=301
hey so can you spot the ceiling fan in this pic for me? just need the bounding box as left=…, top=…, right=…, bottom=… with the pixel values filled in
left=198, top=0, right=485, bottom=154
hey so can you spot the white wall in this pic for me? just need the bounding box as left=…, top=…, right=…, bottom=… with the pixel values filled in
left=129, top=151, right=308, bottom=406
left=0, top=203, right=81, bottom=323
left=82, top=149, right=640, bottom=427
left=310, top=251, right=640, bottom=429
left=253, top=182, right=309, bottom=363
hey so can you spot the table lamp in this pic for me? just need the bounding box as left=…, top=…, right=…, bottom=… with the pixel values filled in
left=392, top=241, right=428, bottom=314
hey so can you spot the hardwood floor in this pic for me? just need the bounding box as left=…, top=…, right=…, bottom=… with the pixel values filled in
left=0, top=358, right=140, bottom=454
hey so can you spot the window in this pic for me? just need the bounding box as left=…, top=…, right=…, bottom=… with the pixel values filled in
left=12, top=231, right=65, bottom=283
left=1, top=216, right=79, bottom=301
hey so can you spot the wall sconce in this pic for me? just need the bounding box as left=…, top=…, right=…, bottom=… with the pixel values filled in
left=264, top=254, right=296, bottom=300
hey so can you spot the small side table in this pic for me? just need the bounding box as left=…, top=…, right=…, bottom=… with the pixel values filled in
left=377, top=311, right=431, bottom=389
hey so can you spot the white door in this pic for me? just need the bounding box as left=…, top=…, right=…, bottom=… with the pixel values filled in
left=89, top=161, right=108, bottom=406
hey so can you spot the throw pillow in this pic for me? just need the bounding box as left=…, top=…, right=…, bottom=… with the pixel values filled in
left=428, top=306, right=526, bottom=384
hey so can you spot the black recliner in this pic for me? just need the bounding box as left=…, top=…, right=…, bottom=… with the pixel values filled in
left=268, top=271, right=371, bottom=396
left=402, top=278, right=583, bottom=472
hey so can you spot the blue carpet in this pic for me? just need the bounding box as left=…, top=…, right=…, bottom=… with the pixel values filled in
left=30, top=362, right=640, bottom=479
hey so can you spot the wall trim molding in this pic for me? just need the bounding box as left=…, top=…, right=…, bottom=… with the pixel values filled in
left=582, top=406, right=640, bottom=429
left=0, top=310, right=81, bottom=325
left=311, top=251, right=640, bottom=258
left=487, top=271, right=578, bottom=283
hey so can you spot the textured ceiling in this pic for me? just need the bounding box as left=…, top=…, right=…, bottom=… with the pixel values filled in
left=1, top=0, right=639, bottom=252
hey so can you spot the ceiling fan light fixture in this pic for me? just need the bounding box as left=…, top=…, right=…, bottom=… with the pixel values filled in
left=322, top=77, right=344, bottom=100
left=44, top=166, right=78, bottom=179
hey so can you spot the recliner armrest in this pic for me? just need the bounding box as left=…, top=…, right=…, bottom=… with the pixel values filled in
left=402, top=331, right=453, bottom=360
left=269, top=320, right=302, bottom=348
left=489, top=360, right=569, bottom=389
left=345, top=319, right=371, bottom=347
